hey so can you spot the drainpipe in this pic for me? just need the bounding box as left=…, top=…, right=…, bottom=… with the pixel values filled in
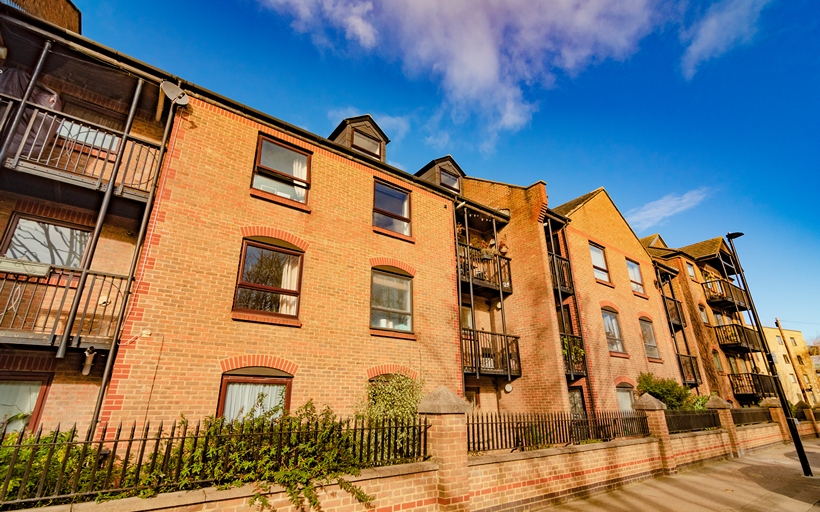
left=56, top=78, right=144, bottom=358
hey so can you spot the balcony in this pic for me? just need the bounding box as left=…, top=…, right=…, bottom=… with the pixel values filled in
left=702, top=279, right=749, bottom=311
left=0, top=93, right=161, bottom=202
left=663, top=296, right=686, bottom=329
left=677, top=354, right=701, bottom=386
left=728, top=373, right=777, bottom=399
left=461, top=328, right=521, bottom=378
left=713, top=324, right=764, bottom=353
left=562, top=333, right=586, bottom=379
left=0, top=260, right=127, bottom=350
left=549, top=253, right=574, bottom=295
left=458, top=243, right=512, bottom=295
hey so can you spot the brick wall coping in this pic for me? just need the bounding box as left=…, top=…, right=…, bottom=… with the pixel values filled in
left=40, top=461, right=438, bottom=512
left=736, top=423, right=780, bottom=433
left=669, top=429, right=727, bottom=440
left=467, top=437, right=658, bottom=467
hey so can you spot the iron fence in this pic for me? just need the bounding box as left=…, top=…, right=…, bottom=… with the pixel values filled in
left=466, top=410, right=649, bottom=453
left=731, top=407, right=772, bottom=426
left=0, top=415, right=428, bottom=508
left=664, top=410, right=720, bottom=434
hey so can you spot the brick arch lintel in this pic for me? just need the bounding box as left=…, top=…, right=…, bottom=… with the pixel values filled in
left=614, top=375, right=636, bottom=387
left=366, top=364, right=419, bottom=380
left=599, top=300, right=619, bottom=312
left=240, top=227, right=309, bottom=252
left=369, top=257, right=416, bottom=277
left=636, top=311, right=654, bottom=322
left=219, top=355, right=299, bottom=376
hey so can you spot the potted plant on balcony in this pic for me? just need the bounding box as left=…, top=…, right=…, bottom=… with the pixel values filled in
left=456, top=223, right=467, bottom=244
left=498, top=238, right=509, bottom=256
left=561, top=335, right=585, bottom=364
left=470, top=237, right=495, bottom=259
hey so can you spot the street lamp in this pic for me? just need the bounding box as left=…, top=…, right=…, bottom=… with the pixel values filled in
left=726, top=232, right=812, bottom=477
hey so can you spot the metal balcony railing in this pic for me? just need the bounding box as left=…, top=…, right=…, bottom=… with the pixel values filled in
left=702, top=278, right=749, bottom=311
left=461, top=328, right=521, bottom=378
left=728, top=373, right=777, bottom=398
left=549, top=253, right=574, bottom=295
left=562, top=333, right=586, bottom=379
left=677, top=353, right=701, bottom=385
left=0, top=93, right=160, bottom=200
left=0, top=261, right=127, bottom=349
left=713, top=324, right=764, bottom=353
left=663, top=296, right=686, bottom=329
left=457, top=243, right=512, bottom=293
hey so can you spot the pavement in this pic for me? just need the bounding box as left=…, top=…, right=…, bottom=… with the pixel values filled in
left=548, top=438, right=820, bottom=511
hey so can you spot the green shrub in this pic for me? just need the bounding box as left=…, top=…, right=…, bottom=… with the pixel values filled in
left=636, top=372, right=697, bottom=410
left=358, top=373, right=423, bottom=422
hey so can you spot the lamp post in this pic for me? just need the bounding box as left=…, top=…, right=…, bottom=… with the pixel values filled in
left=726, top=232, right=812, bottom=477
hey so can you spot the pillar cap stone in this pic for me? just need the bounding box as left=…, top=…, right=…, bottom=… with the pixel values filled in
left=705, top=395, right=732, bottom=409
left=795, top=400, right=811, bottom=410
left=418, top=385, right=472, bottom=414
left=632, top=393, right=667, bottom=410
left=759, top=397, right=781, bottom=409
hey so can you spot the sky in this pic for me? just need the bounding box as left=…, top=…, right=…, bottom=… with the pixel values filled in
left=78, top=0, right=820, bottom=340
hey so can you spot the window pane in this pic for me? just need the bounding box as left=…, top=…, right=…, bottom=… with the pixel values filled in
left=0, top=380, right=43, bottom=432
left=5, top=218, right=89, bottom=267
left=589, top=245, right=607, bottom=269
left=440, top=170, right=459, bottom=190
left=791, top=337, right=797, bottom=346
left=712, top=352, right=723, bottom=372
left=699, top=307, right=709, bottom=324
left=259, top=140, right=308, bottom=180
left=223, top=381, right=286, bottom=419
left=252, top=173, right=307, bottom=202
left=602, top=311, right=624, bottom=352
left=57, top=121, right=120, bottom=151
left=242, top=246, right=300, bottom=291
left=640, top=320, right=659, bottom=358
left=370, top=309, right=412, bottom=331
left=373, top=211, right=410, bottom=235
left=686, top=263, right=696, bottom=279
left=460, top=306, right=473, bottom=329
left=374, top=183, right=408, bottom=218
left=593, top=268, right=610, bottom=282
left=236, top=288, right=298, bottom=315
left=776, top=335, right=783, bottom=345
left=627, top=261, right=644, bottom=293
left=353, top=131, right=381, bottom=156
left=371, top=272, right=412, bottom=331
left=616, top=388, right=634, bottom=411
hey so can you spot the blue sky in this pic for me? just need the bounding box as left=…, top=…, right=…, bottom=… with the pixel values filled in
left=78, top=0, right=819, bottom=340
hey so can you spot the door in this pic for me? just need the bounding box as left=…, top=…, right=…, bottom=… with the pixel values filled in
left=569, top=387, right=586, bottom=417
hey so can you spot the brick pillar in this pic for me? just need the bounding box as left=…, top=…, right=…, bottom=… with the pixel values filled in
left=706, top=395, right=740, bottom=458
left=804, top=408, right=820, bottom=438
left=633, top=394, right=676, bottom=475
left=418, top=386, right=471, bottom=512
left=795, top=401, right=817, bottom=438
left=760, top=397, right=789, bottom=443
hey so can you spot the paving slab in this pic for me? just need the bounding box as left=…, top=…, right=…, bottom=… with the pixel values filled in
left=547, top=438, right=820, bottom=511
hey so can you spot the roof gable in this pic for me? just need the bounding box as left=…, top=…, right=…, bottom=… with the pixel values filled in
left=328, top=114, right=390, bottom=143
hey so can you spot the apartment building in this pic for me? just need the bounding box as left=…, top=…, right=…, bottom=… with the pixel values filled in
left=761, top=325, right=818, bottom=405
left=642, top=234, right=775, bottom=406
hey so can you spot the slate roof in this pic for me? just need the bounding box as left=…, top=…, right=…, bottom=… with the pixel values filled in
left=678, top=237, right=725, bottom=260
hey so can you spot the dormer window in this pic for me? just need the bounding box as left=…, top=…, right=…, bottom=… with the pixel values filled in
left=440, top=169, right=460, bottom=191
left=352, top=130, right=381, bottom=157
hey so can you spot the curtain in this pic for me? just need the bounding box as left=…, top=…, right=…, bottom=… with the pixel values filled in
left=602, top=312, right=620, bottom=338
left=291, top=155, right=307, bottom=202
left=223, top=382, right=285, bottom=420
left=0, top=380, right=42, bottom=432
left=279, top=257, right=299, bottom=315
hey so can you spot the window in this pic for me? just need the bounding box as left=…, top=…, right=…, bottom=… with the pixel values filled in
left=0, top=372, right=51, bottom=432
left=460, top=305, right=473, bottom=329
left=217, top=372, right=291, bottom=419
left=352, top=130, right=381, bottom=157
left=713, top=312, right=725, bottom=326
left=2, top=214, right=90, bottom=267
left=640, top=319, right=659, bottom=359
left=712, top=350, right=723, bottom=372
left=465, top=387, right=480, bottom=409
left=776, top=335, right=783, bottom=345
left=602, top=309, right=624, bottom=352
left=804, top=374, right=811, bottom=385
left=440, top=169, right=460, bottom=191
left=60, top=97, right=126, bottom=152
left=728, top=357, right=739, bottom=374
left=370, top=269, right=412, bottom=332
left=686, top=262, right=696, bottom=280
left=699, top=306, right=709, bottom=324
left=791, top=337, right=797, bottom=346
left=790, top=374, right=797, bottom=384
left=798, top=356, right=804, bottom=365
left=616, top=384, right=634, bottom=411
left=626, top=260, right=644, bottom=294
left=783, top=354, right=791, bottom=365
left=234, top=240, right=302, bottom=317
left=373, top=181, right=410, bottom=236
left=253, top=137, right=310, bottom=203
left=589, top=244, right=610, bottom=282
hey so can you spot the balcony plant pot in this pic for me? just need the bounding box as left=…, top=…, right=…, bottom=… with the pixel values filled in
left=481, top=249, right=495, bottom=260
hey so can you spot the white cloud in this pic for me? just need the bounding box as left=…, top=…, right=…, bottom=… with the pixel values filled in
left=327, top=107, right=410, bottom=141
left=680, top=0, right=772, bottom=79
left=626, top=187, right=710, bottom=232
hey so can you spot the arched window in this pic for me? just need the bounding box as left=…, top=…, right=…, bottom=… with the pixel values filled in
left=639, top=318, right=659, bottom=359
left=217, top=366, right=292, bottom=419
left=616, top=383, right=634, bottom=411
left=234, top=238, right=304, bottom=317
left=712, top=350, right=724, bottom=373
left=601, top=308, right=624, bottom=353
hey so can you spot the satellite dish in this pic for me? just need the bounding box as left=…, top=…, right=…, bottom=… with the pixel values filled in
left=160, top=81, right=189, bottom=106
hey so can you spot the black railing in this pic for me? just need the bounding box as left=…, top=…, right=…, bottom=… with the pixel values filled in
left=728, top=373, right=778, bottom=398
left=562, top=334, right=586, bottom=378
left=0, top=264, right=128, bottom=349
left=549, top=253, right=573, bottom=294
left=0, top=416, right=429, bottom=508
left=713, top=324, right=764, bottom=353
left=702, top=279, right=749, bottom=310
left=664, top=410, right=720, bottom=434
left=457, top=243, right=512, bottom=293
left=461, top=328, right=521, bottom=377
left=664, top=296, right=686, bottom=328
left=731, top=407, right=772, bottom=426
left=677, top=354, right=702, bottom=386
left=0, top=93, right=160, bottom=197
left=466, top=410, right=649, bottom=452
